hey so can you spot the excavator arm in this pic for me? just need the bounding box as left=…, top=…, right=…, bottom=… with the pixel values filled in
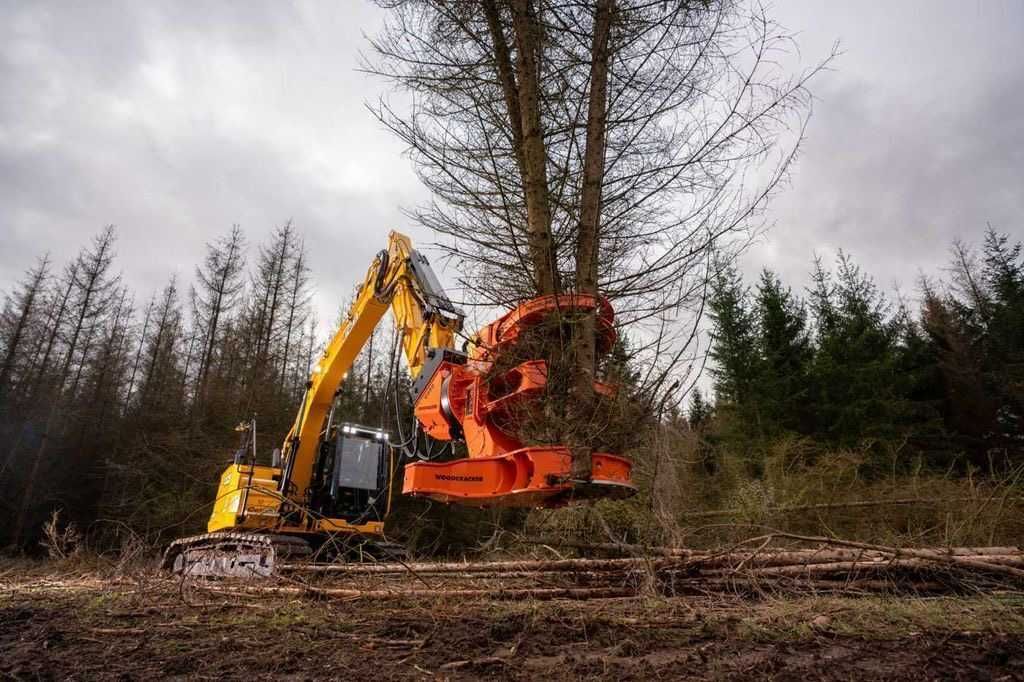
left=276, top=231, right=463, bottom=508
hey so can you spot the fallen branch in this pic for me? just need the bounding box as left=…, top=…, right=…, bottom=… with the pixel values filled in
left=439, top=657, right=508, bottom=671
left=749, top=533, right=1024, bottom=583
left=677, top=497, right=1024, bottom=519
left=698, top=557, right=1023, bottom=578
left=518, top=537, right=695, bottom=557
left=284, top=547, right=1022, bottom=577
left=195, top=583, right=636, bottom=601
left=281, top=556, right=679, bottom=575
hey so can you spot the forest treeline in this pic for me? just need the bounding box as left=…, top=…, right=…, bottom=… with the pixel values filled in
left=1, top=224, right=1021, bottom=551
left=0, top=224, right=405, bottom=550
left=696, top=227, right=1023, bottom=475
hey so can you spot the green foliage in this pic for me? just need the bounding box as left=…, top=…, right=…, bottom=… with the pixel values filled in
left=755, top=269, right=813, bottom=435
left=528, top=423, right=1024, bottom=550
left=706, top=230, right=1024, bottom=476
left=687, top=387, right=711, bottom=430
left=808, top=253, right=910, bottom=447
left=708, top=262, right=759, bottom=408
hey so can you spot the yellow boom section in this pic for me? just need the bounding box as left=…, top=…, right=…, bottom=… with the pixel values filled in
left=277, top=230, right=462, bottom=502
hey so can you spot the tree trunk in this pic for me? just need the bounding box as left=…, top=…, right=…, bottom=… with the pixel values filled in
left=124, top=295, right=154, bottom=413
left=569, top=0, right=614, bottom=478
left=509, top=0, right=559, bottom=295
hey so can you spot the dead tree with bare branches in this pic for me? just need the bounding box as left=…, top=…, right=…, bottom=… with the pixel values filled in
left=367, top=0, right=832, bottom=474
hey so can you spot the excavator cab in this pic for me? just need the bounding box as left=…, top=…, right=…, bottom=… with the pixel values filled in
left=309, top=422, right=392, bottom=525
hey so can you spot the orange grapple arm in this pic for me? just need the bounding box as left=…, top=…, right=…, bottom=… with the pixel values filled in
left=404, top=293, right=635, bottom=507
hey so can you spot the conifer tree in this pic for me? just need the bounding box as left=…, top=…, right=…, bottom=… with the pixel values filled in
left=687, top=387, right=711, bottom=430
left=192, top=225, right=245, bottom=404
left=754, top=269, right=811, bottom=434
left=809, top=252, right=905, bottom=446
left=0, top=254, right=50, bottom=406
left=708, top=263, right=759, bottom=409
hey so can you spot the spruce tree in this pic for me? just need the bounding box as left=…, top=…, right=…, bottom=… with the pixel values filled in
left=980, top=229, right=1023, bottom=442
left=687, top=387, right=711, bottom=430
left=809, top=253, right=905, bottom=447
left=708, top=263, right=759, bottom=409
left=754, top=269, right=811, bottom=434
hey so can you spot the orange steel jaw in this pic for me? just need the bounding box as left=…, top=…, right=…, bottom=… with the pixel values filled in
left=403, top=293, right=637, bottom=508
left=402, top=448, right=635, bottom=508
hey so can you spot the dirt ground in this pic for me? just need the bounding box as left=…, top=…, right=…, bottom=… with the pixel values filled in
left=2, top=563, right=1024, bottom=681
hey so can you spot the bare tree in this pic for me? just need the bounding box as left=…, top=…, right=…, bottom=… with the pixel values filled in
left=136, top=277, right=185, bottom=417
left=23, top=262, right=79, bottom=404
left=13, top=226, right=120, bottom=545
left=191, top=225, right=246, bottom=402
left=245, top=221, right=298, bottom=392
left=123, top=293, right=154, bottom=413
left=77, top=287, right=133, bottom=446
left=277, top=237, right=311, bottom=392
left=368, top=0, right=831, bottom=470
left=0, top=254, right=50, bottom=405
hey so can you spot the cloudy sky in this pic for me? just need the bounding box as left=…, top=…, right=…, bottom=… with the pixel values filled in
left=2, top=1, right=1022, bottom=335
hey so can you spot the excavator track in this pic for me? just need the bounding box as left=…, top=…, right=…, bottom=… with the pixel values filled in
left=161, top=532, right=312, bottom=578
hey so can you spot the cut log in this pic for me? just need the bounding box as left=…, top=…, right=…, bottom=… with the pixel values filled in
left=281, top=549, right=1023, bottom=576
left=195, top=584, right=636, bottom=601
left=753, top=533, right=1024, bottom=583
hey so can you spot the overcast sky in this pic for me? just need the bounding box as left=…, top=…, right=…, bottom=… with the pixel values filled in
left=2, top=1, right=1022, bottom=335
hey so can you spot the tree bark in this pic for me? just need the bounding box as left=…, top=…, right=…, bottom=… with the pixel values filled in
left=509, top=0, right=559, bottom=295
left=569, top=0, right=614, bottom=478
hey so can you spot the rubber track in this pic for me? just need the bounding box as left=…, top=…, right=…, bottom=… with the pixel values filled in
left=161, top=532, right=311, bottom=577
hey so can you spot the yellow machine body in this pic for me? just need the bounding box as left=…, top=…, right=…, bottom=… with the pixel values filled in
left=207, top=463, right=385, bottom=537
left=201, top=230, right=461, bottom=542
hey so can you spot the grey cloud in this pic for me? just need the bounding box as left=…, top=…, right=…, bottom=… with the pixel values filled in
left=0, top=1, right=430, bottom=327
left=742, top=0, right=1024, bottom=300
left=1, top=0, right=1022, bottom=335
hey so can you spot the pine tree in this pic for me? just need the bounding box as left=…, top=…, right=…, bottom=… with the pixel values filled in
left=754, top=269, right=811, bottom=434
left=708, top=263, right=759, bottom=408
left=809, top=252, right=905, bottom=447
left=277, top=238, right=311, bottom=396
left=980, top=229, right=1023, bottom=441
left=191, top=225, right=245, bottom=403
left=135, top=277, right=185, bottom=420
left=13, top=227, right=119, bottom=545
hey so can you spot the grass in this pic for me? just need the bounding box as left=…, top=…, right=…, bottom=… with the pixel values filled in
left=4, top=564, right=1023, bottom=680
left=527, top=432, right=1024, bottom=551
left=728, top=594, right=1024, bottom=642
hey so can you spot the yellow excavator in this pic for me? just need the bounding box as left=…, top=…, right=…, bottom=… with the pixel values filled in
left=164, top=231, right=634, bottom=576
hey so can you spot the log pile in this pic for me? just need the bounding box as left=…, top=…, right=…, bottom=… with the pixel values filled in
left=188, top=535, right=1024, bottom=603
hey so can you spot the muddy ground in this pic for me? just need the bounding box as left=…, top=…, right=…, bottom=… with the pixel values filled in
left=2, top=564, right=1024, bottom=680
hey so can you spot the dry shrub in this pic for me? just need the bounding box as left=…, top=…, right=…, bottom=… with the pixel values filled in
left=40, top=509, right=82, bottom=561
left=526, top=424, right=1024, bottom=552
left=523, top=421, right=698, bottom=547
left=112, top=528, right=152, bottom=575
left=647, top=424, right=690, bottom=547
